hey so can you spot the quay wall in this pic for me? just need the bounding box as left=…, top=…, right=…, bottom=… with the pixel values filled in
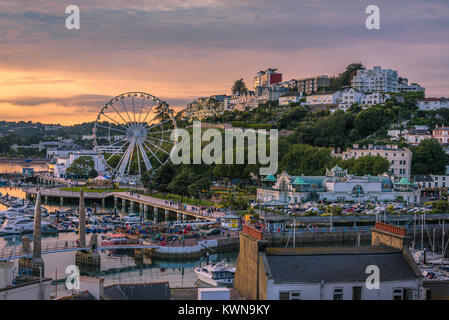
left=146, top=238, right=239, bottom=260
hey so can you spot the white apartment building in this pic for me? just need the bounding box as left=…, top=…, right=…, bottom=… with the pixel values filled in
left=360, top=92, right=390, bottom=106
left=331, top=144, right=412, bottom=178
left=306, top=91, right=342, bottom=106
left=53, top=150, right=108, bottom=178
left=279, top=91, right=303, bottom=105
left=398, top=77, right=425, bottom=93
left=414, top=174, right=449, bottom=190
left=417, top=98, right=449, bottom=111
left=432, top=126, right=449, bottom=145
left=339, top=88, right=365, bottom=107
left=351, top=66, right=399, bottom=93
left=404, top=129, right=432, bottom=146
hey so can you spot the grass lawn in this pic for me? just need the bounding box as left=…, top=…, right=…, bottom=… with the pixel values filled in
left=59, top=187, right=137, bottom=193
left=146, top=192, right=220, bottom=207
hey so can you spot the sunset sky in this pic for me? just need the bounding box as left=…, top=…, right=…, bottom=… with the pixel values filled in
left=0, top=0, right=448, bottom=125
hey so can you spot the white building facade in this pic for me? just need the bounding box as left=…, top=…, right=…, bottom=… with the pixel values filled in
left=331, top=144, right=412, bottom=178
left=53, top=150, right=108, bottom=178
left=418, top=98, right=449, bottom=111
left=257, top=166, right=419, bottom=204
left=306, top=91, right=342, bottom=106
left=351, top=66, right=399, bottom=93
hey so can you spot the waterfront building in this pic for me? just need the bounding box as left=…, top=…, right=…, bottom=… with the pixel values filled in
left=60, top=277, right=172, bottom=300
left=220, top=214, right=242, bottom=230
left=351, top=66, right=399, bottom=93
left=257, top=166, right=420, bottom=204
left=297, top=76, right=330, bottom=95
left=12, top=140, right=77, bottom=153
left=413, top=174, right=449, bottom=190
left=417, top=98, right=449, bottom=111
left=253, top=68, right=282, bottom=90
left=0, top=262, right=52, bottom=300
left=331, top=144, right=412, bottom=179
left=234, top=222, right=424, bottom=300
left=53, top=150, right=108, bottom=178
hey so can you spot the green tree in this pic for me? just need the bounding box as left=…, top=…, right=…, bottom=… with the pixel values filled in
left=353, top=107, right=386, bottom=138
left=329, top=62, right=365, bottom=89
left=279, top=144, right=334, bottom=175
left=232, top=79, right=248, bottom=95
left=412, top=139, right=449, bottom=174
left=65, top=156, right=95, bottom=178
left=339, top=155, right=390, bottom=176
left=142, top=163, right=176, bottom=194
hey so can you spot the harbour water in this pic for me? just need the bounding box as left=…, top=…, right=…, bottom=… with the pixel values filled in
left=0, top=163, right=238, bottom=298
left=0, top=161, right=47, bottom=174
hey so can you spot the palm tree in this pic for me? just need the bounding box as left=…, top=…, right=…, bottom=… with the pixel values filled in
left=232, top=79, right=248, bottom=95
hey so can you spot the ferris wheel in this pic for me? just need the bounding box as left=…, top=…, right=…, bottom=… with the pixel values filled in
left=93, top=92, right=177, bottom=181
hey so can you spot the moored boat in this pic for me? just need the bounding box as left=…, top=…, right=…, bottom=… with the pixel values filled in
left=194, top=261, right=235, bottom=286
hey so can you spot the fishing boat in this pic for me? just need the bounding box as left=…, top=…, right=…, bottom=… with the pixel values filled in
left=194, top=261, right=235, bottom=286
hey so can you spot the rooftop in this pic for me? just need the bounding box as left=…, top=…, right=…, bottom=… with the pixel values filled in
left=262, top=246, right=418, bottom=283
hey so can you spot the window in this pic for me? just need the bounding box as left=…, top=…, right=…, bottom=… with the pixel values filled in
left=333, top=287, right=344, bottom=300
left=279, top=292, right=289, bottom=300
left=279, top=291, right=301, bottom=300
left=393, top=288, right=413, bottom=300
left=393, top=288, right=403, bottom=300
left=352, top=286, right=362, bottom=300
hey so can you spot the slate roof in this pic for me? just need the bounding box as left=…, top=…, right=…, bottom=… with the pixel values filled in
left=103, top=282, right=171, bottom=300
left=263, top=248, right=418, bottom=283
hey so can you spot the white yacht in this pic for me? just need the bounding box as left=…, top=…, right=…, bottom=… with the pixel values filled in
left=121, top=213, right=142, bottom=224
left=194, top=261, right=235, bottom=286
left=0, top=217, right=51, bottom=235
left=0, top=207, right=28, bottom=217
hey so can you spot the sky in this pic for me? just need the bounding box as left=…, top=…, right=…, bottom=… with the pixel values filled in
left=0, top=0, right=448, bottom=125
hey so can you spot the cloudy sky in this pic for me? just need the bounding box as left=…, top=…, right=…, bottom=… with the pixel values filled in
left=0, top=0, right=448, bottom=124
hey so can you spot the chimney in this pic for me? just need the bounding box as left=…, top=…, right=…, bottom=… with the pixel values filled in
left=353, top=144, right=359, bottom=149
left=80, top=276, right=104, bottom=300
